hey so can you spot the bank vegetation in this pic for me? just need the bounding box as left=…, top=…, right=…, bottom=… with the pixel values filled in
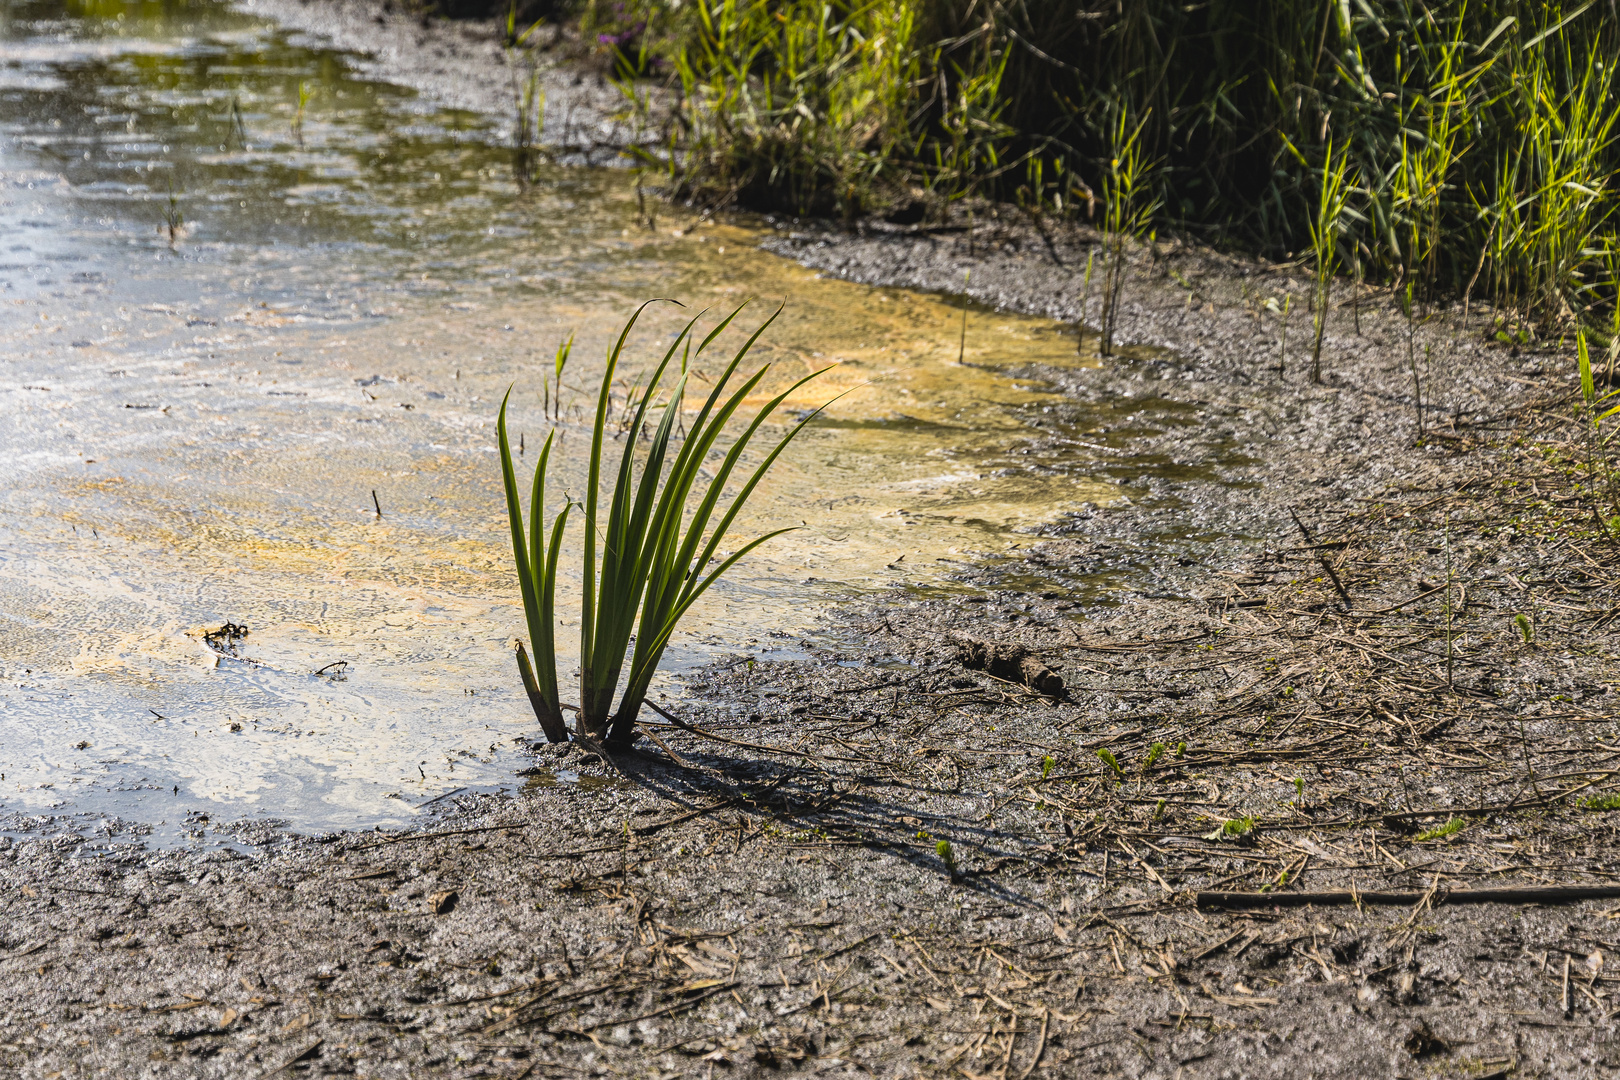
left=563, top=0, right=1620, bottom=343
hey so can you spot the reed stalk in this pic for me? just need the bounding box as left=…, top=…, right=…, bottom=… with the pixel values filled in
left=1099, top=107, right=1156, bottom=358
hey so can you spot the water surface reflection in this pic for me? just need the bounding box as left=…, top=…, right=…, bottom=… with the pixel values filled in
left=0, top=0, right=1128, bottom=845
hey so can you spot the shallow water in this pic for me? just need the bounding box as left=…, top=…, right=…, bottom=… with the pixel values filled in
left=0, top=0, right=1140, bottom=846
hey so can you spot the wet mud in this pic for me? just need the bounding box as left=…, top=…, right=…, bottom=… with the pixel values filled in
left=5, top=2, right=1620, bottom=1077
left=237, top=0, right=629, bottom=157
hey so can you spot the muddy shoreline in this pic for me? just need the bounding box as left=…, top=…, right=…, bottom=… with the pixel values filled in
left=6, top=4, right=1620, bottom=1077
left=237, top=0, right=633, bottom=159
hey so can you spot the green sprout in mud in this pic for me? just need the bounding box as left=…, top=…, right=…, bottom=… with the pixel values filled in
left=1151, top=798, right=1165, bottom=822
left=1514, top=613, right=1535, bottom=646
left=1040, top=755, right=1055, bottom=781
left=1416, top=817, right=1466, bottom=842
left=1260, top=868, right=1290, bottom=893
left=1494, top=322, right=1530, bottom=347
left=1175, top=741, right=1186, bottom=759
left=1581, top=794, right=1620, bottom=812
left=542, top=332, right=573, bottom=421
left=1205, top=815, right=1255, bottom=842
left=1143, top=742, right=1166, bottom=772
left=1096, top=748, right=1124, bottom=778
left=936, top=839, right=959, bottom=879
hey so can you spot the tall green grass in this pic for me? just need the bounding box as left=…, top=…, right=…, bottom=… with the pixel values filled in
left=618, top=0, right=922, bottom=218
left=609, top=0, right=1619, bottom=335
left=506, top=2, right=549, bottom=184
left=498, top=302, right=830, bottom=747
left=1097, top=108, right=1156, bottom=357
left=1483, top=29, right=1618, bottom=326
left=1307, top=137, right=1353, bottom=382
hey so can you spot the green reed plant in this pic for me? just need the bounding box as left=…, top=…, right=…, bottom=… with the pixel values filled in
left=1603, top=240, right=1620, bottom=382
left=505, top=4, right=549, bottom=185
left=498, top=301, right=833, bottom=748
left=1519, top=35, right=1618, bottom=324
left=1098, top=107, right=1156, bottom=358
left=1398, top=281, right=1424, bottom=440
left=1308, top=137, right=1353, bottom=383
left=505, top=0, right=544, bottom=49
left=956, top=270, right=970, bottom=363
left=1272, top=293, right=1293, bottom=375
left=497, top=417, right=571, bottom=743
left=923, top=32, right=1015, bottom=204
left=512, top=65, right=545, bottom=184
left=1078, top=249, right=1095, bottom=352
left=1383, top=1, right=1483, bottom=292
left=292, top=82, right=310, bottom=149
left=1476, top=145, right=1527, bottom=317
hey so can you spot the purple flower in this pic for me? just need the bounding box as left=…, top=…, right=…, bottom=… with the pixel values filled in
left=598, top=19, right=645, bottom=46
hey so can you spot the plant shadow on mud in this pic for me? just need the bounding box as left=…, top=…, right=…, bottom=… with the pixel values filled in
left=577, top=736, right=1045, bottom=909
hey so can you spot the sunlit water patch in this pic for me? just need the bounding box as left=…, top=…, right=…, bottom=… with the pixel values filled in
left=0, top=0, right=1145, bottom=846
